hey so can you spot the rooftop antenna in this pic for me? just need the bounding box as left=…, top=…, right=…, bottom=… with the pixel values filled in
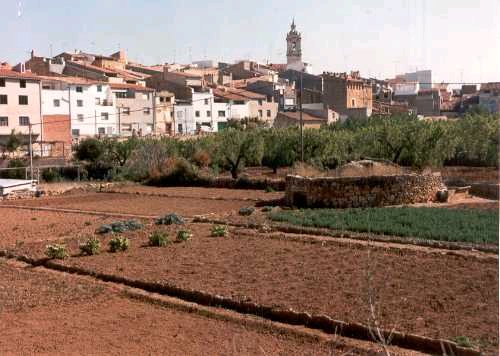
left=17, top=1, right=22, bottom=17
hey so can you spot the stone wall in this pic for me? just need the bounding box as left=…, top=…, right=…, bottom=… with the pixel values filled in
left=285, top=174, right=443, bottom=208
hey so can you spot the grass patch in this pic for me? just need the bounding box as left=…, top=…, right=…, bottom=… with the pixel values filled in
left=269, top=207, right=498, bottom=244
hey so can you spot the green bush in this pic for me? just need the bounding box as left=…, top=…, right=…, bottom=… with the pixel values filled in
left=211, top=225, right=228, bottom=237
left=149, top=231, right=170, bottom=247
left=156, top=213, right=184, bottom=225
left=176, top=229, right=192, bottom=242
left=0, top=159, right=27, bottom=179
left=109, top=237, right=129, bottom=252
left=239, top=207, right=255, bottom=216
left=45, top=244, right=67, bottom=259
left=41, top=168, right=61, bottom=182
left=96, top=220, right=143, bottom=234
left=79, top=237, right=101, bottom=256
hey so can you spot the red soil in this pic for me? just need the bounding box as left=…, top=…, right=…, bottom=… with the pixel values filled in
left=39, top=223, right=498, bottom=353
left=0, top=261, right=410, bottom=355
left=0, top=208, right=116, bottom=249
left=6, top=192, right=254, bottom=217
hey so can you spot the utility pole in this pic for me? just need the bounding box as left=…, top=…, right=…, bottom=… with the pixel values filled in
left=299, top=71, right=304, bottom=162
left=152, top=92, right=156, bottom=135
left=28, top=122, right=33, bottom=181
left=117, top=107, right=121, bottom=136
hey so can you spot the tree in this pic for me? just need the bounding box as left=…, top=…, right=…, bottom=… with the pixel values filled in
left=262, top=128, right=298, bottom=173
left=215, top=128, right=264, bottom=179
left=5, top=130, right=22, bottom=157
left=103, top=137, right=139, bottom=166
left=74, top=138, right=105, bottom=163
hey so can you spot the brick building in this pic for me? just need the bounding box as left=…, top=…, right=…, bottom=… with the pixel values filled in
left=322, top=71, right=372, bottom=119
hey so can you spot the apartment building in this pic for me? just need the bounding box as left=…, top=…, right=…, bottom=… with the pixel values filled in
left=110, top=83, right=154, bottom=136
left=0, top=67, right=42, bottom=145
left=40, top=76, right=117, bottom=139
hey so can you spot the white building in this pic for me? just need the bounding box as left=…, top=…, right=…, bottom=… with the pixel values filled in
left=396, top=70, right=432, bottom=90
left=0, top=67, right=42, bottom=142
left=41, top=76, right=117, bottom=138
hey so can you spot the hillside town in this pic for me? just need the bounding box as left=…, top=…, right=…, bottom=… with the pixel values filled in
left=1, top=20, right=498, bottom=157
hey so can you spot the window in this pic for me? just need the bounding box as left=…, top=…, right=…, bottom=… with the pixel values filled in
left=0, top=78, right=5, bottom=87
left=267, top=110, right=271, bottom=117
left=72, top=129, right=80, bottom=136
left=160, top=97, right=165, bottom=103
left=258, top=99, right=263, bottom=105
left=351, top=98, right=356, bottom=106
left=19, top=80, right=26, bottom=88
left=101, top=113, right=109, bottom=120
left=77, top=114, right=84, bottom=122
left=98, top=127, right=105, bottom=134
left=53, top=99, right=60, bottom=107
left=19, top=95, right=28, bottom=105
left=0, top=95, right=7, bottom=104
left=206, top=110, right=211, bottom=117
left=0, top=117, right=8, bottom=126
left=142, top=93, right=149, bottom=100
left=258, top=110, right=263, bottom=117
left=195, top=110, right=200, bottom=117
left=177, top=123, right=183, bottom=133
left=95, top=98, right=101, bottom=105
left=218, top=110, right=225, bottom=117
left=97, top=85, right=102, bottom=92
left=19, top=116, right=29, bottom=126
left=177, top=111, right=183, bottom=118
left=143, top=107, right=151, bottom=114
left=77, top=99, right=83, bottom=107
left=76, top=86, right=83, bottom=93
left=122, top=107, right=130, bottom=115
left=204, top=99, right=209, bottom=105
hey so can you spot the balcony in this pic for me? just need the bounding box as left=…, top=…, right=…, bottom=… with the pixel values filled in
left=98, top=99, right=113, bottom=106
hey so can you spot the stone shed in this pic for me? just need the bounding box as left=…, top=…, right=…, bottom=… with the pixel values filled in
left=285, top=174, right=443, bottom=208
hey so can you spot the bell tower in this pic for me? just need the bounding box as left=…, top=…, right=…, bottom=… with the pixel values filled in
left=286, top=19, right=302, bottom=66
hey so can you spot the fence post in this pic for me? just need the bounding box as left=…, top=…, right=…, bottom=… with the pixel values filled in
left=25, top=167, right=28, bottom=180
left=77, top=165, right=81, bottom=181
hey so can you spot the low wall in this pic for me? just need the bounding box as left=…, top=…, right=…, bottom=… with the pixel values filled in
left=285, top=174, right=443, bottom=208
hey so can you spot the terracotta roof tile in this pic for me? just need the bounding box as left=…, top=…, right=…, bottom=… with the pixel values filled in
left=109, top=83, right=154, bottom=92
left=0, top=69, right=41, bottom=81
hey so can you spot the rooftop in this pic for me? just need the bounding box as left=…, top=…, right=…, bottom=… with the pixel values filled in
left=109, top=83, right=154, bottom=92
left=38, top=75, right=104, bottom=85
left=0, top=69, right=41, bottom=81
left=278, top=110, right=326, bottom=122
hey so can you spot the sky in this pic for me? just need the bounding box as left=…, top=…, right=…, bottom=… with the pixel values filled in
left=1, top=0, right=499, bottom=83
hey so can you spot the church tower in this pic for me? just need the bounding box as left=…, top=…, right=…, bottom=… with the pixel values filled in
left=286, top=19, right=302, bottom=66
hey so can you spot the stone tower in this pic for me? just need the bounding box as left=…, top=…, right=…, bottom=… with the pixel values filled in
left=286, top=19, right=302, bottom=66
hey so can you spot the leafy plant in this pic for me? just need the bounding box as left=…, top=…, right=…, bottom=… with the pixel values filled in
left=45, top=244, right=67, bottom=259
left=156, top=213, right=184, bottom=225
left=452, top=336, right=473, bottom=348
left=149, top=231, right=170, bottom=247
left=109, top=237, right=129, bottom=252
left=79, top=237, right=101, bottom=256
left=176, top=229, right=192, bottom=242
left=211, top=225, right=228, bottom=237
left=239, top=207, right=255, bottom=216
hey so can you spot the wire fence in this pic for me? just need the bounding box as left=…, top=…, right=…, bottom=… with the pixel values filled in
left=0, top=165, right=83, bottom=183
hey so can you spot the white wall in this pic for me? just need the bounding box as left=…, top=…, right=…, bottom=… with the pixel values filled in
left=42, top=88, right=69, bottom=115
left=0, top=77, right=41, bottom=136
left=174, top=104, right=195, bottom=134
left=69, top=84, right=117, bottom=137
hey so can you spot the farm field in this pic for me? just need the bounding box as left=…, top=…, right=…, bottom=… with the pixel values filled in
left=4, top=192, right=254, bottom=217
left=1, top=260, right=402, bottom=355
left=269, top=207, right=499, bottom=244
left=1, top=185, right=498, bottom=354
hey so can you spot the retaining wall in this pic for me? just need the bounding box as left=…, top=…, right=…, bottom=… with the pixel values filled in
left=285, top=174, right=443, bottom=208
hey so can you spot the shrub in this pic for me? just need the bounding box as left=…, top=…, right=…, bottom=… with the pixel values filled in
left=156, top=213, right=184, bottom=225
left=176, top=229, right=192, bottom=242
left=239, top=207, right=255, bottom=216
left=109, top=237, right=129, bottom=252
left=45, top=244, right=67, bottom=259
left=192, top=149, right=211, bottom=168
left=74, top=138, right=105, bottom=163
left=149, top=231, right=170, bottom=247
left=261, top=206, right=273, bottom=212
left=79, top=237, right=101, bottom=256
left=0, top=159, right=27, bottom=179
left=41, top=168, right=61, bottom=182
left=147, top=158, right=200, bottom=186
left=211, top=225, right=228, bottom=237
left=96, top=220, right=143, bottom=234
left=452, top=336, right=473, bottom=348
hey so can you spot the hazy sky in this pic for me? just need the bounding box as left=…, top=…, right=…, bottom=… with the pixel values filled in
left=2, top=0, right=499, bottom=82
